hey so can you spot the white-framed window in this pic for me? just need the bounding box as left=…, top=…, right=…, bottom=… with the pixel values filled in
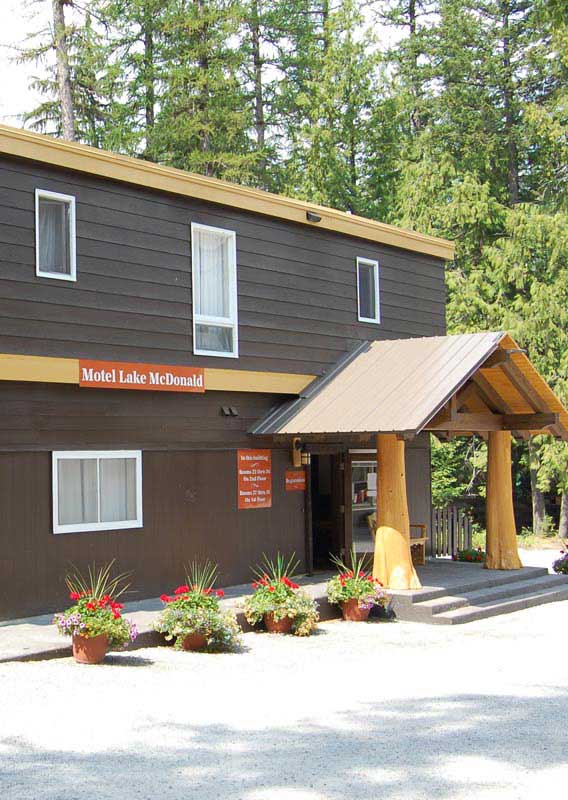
left=356, top=257, right=380, bottom=324
left=191, top=222, right=238, bottom=357
left=52, top=451, right=143, bottom=534
left=35, top=189, right=77, bottom=281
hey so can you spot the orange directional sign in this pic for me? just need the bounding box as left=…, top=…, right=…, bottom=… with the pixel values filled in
left=285, top=470, right=306, bottom=491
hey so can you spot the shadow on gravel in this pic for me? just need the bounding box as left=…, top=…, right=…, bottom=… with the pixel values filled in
left=1, top=690, right=567, bottom=799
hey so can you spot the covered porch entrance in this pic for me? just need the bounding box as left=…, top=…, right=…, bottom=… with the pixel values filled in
left=253, top=331, right=568, bottom=591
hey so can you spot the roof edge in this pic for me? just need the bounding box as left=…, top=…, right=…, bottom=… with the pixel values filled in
left=414, top=331, right=507, bottom=434
left=0, top=124, right=455, bottom=261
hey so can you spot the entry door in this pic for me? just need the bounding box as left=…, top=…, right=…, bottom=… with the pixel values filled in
left=311, top=454, right=344, bottom=568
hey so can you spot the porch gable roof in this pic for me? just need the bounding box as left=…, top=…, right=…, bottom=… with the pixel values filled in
left=251, top=332, right=568, bottom=440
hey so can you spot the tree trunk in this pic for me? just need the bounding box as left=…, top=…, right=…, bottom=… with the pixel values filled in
left=250, top=0, right=267, bottom=186
left=142, top=2, right=156, bottom=159
left=528, top=437, right=547, bottom=535
left=500, top=0, right=519, bottom=205
left=52, top=0, right=76, bottom=141
left=373, top=434, right=421, bottom=590
left=486, top=431, right=522, bottom=570
left=408, top=0, right=423, bottom=133
left=558, top=492, right=568, bottom=542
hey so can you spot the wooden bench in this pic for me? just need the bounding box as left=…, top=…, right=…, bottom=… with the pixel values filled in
left=367, top=514, right=428, bottom=566
left=409, top=523, right=428, bottom=566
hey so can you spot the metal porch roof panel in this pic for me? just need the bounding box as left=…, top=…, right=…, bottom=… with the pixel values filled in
left=251, top=332, right=506, bottom=435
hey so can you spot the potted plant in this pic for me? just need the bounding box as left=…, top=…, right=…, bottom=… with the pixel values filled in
left=53, top=561, right=138, bottom=664
left=553, top=550, right=568, bottom=574
left=327, top=550, right=389, bottom=622
left=453, top=547, right=486, bottom=563
left=154, top=561, right=242, bottom=651
left=244, top=552, right=319, bottom=636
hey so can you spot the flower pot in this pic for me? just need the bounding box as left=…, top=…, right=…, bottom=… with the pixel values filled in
left=72, top=634, right=109, bottom=664
left=264, top=612, right=293, bottom=634
left=181, top=632, right=208, bottom=651
left=341, top=599, right=370, bottom=622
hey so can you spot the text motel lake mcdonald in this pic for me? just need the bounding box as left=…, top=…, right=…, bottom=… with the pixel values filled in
left=79, top=360, right=205, bottom=392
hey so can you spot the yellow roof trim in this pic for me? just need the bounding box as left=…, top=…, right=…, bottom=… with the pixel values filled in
left=0, top=352, right=314, bottom=394
left=0, top=124, right=455, bottom=260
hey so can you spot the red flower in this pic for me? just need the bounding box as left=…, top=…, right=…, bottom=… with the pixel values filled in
left=466, top=554, right=472, bottom=562
left=252, top=582, right=258, bottom=589
left=85, top=601, right=97, bottom=610
left=268, top=586, right=275, bottom=593
left=174, top=585, right=190, bottom=595
left=112, top=611, right=120, bottom=619
left=216, top=589, right=225, bottom=597
left=290, top=582, right=299, bottom=590
left=69, top=592, right=80, bottom=601
left=160, top=594, right=171, bottom=603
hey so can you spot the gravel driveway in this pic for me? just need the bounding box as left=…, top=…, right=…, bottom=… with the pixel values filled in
left=1, top=601, right=567, bottom=800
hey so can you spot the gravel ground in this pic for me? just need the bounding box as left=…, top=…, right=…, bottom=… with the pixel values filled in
left=1, top=601, right=567, bottom=800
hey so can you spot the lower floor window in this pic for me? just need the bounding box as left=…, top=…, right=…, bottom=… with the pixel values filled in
left=52, top=450, right=143, bottom=534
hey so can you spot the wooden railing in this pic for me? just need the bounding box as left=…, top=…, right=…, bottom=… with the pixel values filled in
left=432, top=505, right=473, bottom=557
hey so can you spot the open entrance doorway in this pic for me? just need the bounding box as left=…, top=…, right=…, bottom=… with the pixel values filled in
left=310, top=454, right=344, bottom=569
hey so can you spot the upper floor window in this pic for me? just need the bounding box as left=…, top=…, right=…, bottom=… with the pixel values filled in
left=35, top=189, right=76, bottom=281
left=191, top=222, right=238, bottom=358
left=357, top=257, right=380, bottom=324
left=52, top=450, right=143, bottom=534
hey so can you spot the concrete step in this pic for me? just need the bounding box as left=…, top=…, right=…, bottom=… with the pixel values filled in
left=416, top=574, right=568, bottom=616
left=430, top=582, right=568, bottom=625
left=391, top=566, right=550, bottom=608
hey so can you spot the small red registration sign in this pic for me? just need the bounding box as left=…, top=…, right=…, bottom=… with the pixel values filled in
left=79, top=360, right=205, bottom=393
left=285, top=470, right=306, bottom=492
left=238, top=450, right=272, bottom=509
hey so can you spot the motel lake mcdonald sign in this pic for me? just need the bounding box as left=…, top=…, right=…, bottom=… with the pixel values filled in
left=79, top=360, right=205, bottom=392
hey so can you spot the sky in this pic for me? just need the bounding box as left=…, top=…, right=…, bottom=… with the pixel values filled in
left=0, top=1, right=51, bottom=126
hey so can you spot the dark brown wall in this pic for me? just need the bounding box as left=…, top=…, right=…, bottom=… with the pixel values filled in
left=0, top=155, right=446, bottom=376
left=0, top=448, right=305, bottom=620
left=0, top=381, right=284, bottom=451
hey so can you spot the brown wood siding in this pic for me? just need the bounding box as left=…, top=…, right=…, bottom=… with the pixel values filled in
left=0, top=381, right=284, bottom=451
left=0, top=448, right=305, bottom=619
left=0, top=156, right=446, bottom=377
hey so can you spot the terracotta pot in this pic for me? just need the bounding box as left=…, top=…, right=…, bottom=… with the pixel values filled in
left=181, top=632, right=208, bottom=651
left=264, top=612, right=293, bottom=634
left=72, top=634, right=109, bottom=664
left=341, top=599, right=371, bottom=622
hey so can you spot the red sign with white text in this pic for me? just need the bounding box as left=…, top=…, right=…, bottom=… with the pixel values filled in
left=238, top=450, right=272, bottom=509
left=285, top=470, right=306, bottom=492
left=79, top=360, right=205, bottom=393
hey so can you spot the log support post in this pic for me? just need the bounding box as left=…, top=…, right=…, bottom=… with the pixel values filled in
left=373, top=433, right=421, bottom=589
left=485, top=430, right=523, bottom=570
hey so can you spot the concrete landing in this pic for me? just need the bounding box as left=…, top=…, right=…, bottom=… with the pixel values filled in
left=387, top=560, right=568, bottom=624
left=2, top=559, right=568, bottom=660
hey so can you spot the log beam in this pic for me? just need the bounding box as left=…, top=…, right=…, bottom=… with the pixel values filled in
left=372, top=433, right=421, bottom=590
left=485, top=430, right=523, bottom=570
left=427, top=411, right=558, bottom=432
